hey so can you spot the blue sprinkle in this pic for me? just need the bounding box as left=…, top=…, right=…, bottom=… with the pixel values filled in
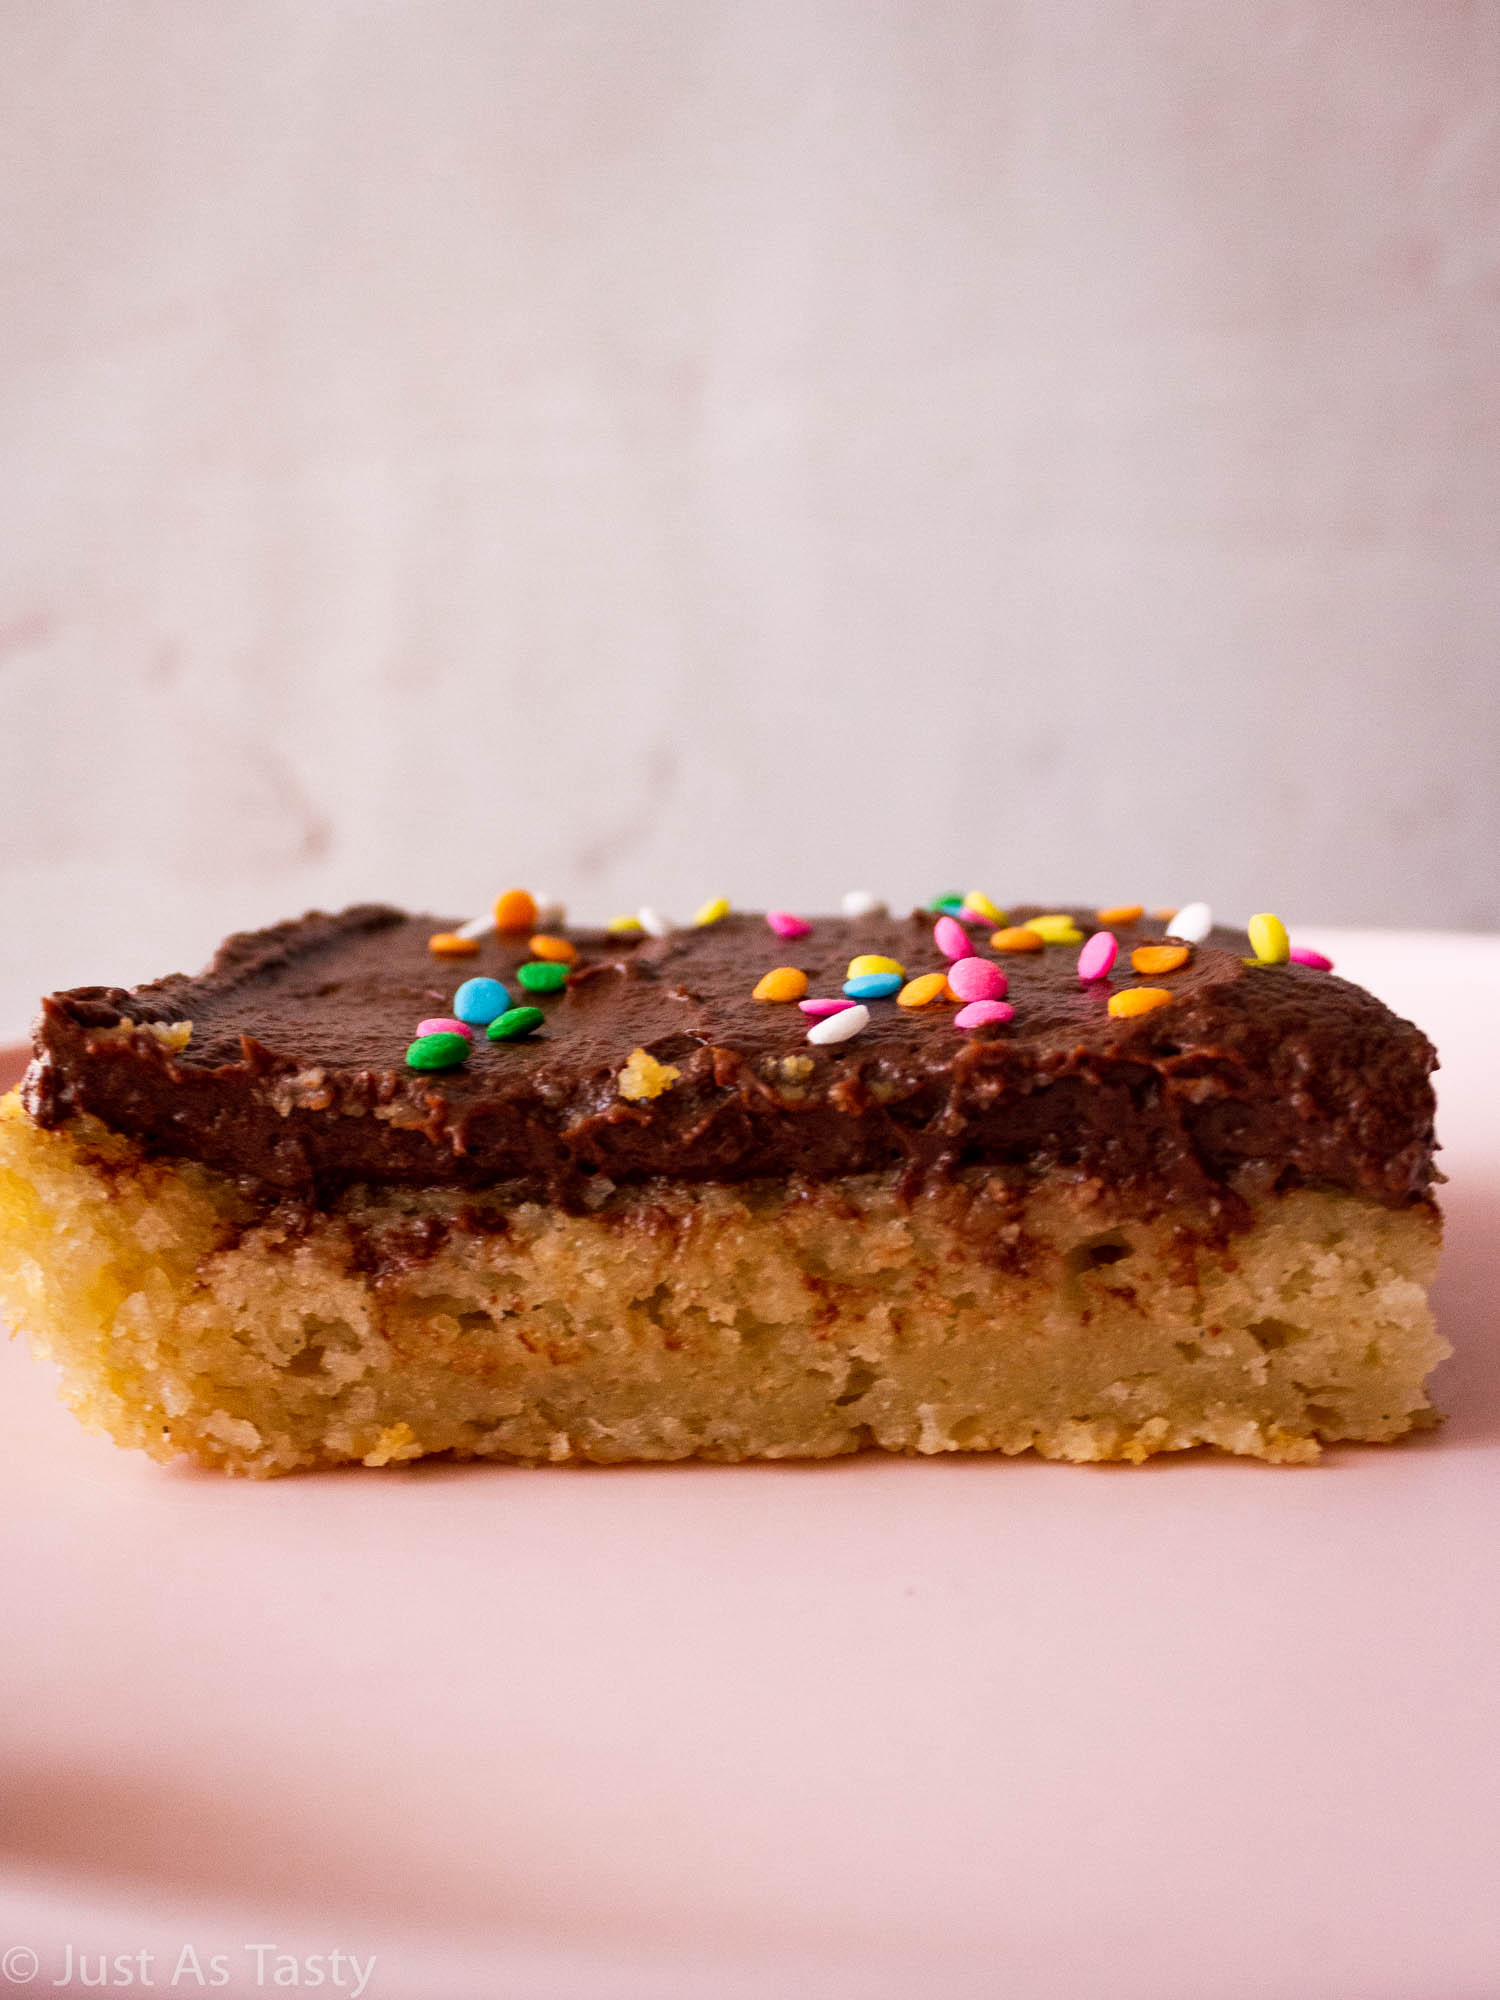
left=843, top=972, right=902, bottom=1001
left=453, top=976, right=511, bottom=1027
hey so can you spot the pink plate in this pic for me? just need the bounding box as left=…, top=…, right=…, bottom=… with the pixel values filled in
left=2, top=931, right=1499, bottom=1999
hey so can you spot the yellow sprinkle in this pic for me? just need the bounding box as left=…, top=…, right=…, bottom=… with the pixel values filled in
left=429, top=931, right=481, bottom=958
left=1108, top=986, right=1174, bottom=1020
left=1247, top=912, right=1290, bottom=964
left=607, top=913, right=644, bottom=935
left=961, top=891, right=1005, bottom=925
left=991, top=926, right=1045, bottom=953
left=617, top=1046, right=681, bottom=1102
left=897, top=972, right=949, bottom=1009
left=1131, top=943, right=1191, bottom=975
left=494, top=888, right=538, bottom=932
left=754, top=966, right=809, bottom=1002
left=1028, top=914, right=1085, bottom=945
left=847, top=954, right=905, bottom=979
left=1098, top=903, right=1145, bottom=926
left=529, top=933, right=577, bottom=963
left=692, top=896, right=730, bottom=927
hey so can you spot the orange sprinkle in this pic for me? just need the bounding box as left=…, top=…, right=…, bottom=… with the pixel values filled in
left=1153, top=906, right=1178, bottom=921
left=753, top=967, right=809, bottom=1003
left=897, top=972, right=950, bottom=1009
left=428, top=931, right=480, bottom=958
left=528, top=933, right=577, bottom=964
left=1108, top=986, right=1174, bottom=1020
left=494, top=888, right=538, bottom=932
left=1097, top=903, right=1144, bottom=926
left=1131, top=943, right=1191, bottom=975
left=991, top=926, right=1045, bottom=953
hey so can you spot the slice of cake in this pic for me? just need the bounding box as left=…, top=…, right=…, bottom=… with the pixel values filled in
left=0, top=896, right=1444, bottom=1475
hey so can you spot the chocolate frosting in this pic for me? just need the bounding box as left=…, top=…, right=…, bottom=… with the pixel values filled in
left=24, top=904, right=1438, bottom=1213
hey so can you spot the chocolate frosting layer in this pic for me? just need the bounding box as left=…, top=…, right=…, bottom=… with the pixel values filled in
left=24, top=905, right=1438, bottom=1212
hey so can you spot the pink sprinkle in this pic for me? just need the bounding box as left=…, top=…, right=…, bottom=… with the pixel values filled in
left=1077, top=931, right=1118, bottom=981
left=767, top=910, right=812, bottom=939
left=1289, top=946, right=1334, bottom=972
left=947, top=956, right=1008, bottom=1003
left=934, top=915, right=970, bottom=959
left=954, top=1000, right=1015, bottom=1031
left=417, top=1016, right=473, bottom=1039
left=799, top=996, right=856, bottom=1017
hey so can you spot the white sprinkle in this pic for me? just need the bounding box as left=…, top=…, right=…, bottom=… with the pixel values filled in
left=637, top=906, right=673, bottom=937
left=806, top=1002, right=870, bottom=1046
left=456, top=913, right=496, bottom=941
left=841, top=890, right=887, bottom=919
left=533, top=892, right=566, bottom=928
left=1165, top=901, right=1213, bottom=943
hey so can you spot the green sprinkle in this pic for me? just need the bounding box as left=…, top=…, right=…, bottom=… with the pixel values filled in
left=405, top=1031, right=469, bottom=1071
left=928, top=894, right=965, bottom=916
left=487, top=1005, right=546, bottom=1041
left=517, top=960, right=568, bottom=994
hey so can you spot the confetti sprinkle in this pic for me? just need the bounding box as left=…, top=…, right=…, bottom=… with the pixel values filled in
left=618, top=1047, right=681, bottom=1101
left=406, top=1031, right=470, bottom=1071
left=1247, top=913, right=1290, bottom=964
left=754, top=967, right=809, bottom=1002
left=1108, top=987, right=1174, bottom=1020
left=843, top=972, right=903, bottom=1001
left=417, top=1016, right=473, bottom=1040
left=528, top=933, right=577, bottom=964
left=960, top=891, right=1006, bottom=925
left=841, top=890, right=886, bottom=918
left=1165, top=902, right=1212, bottom=943
left=1289, top=946, right=1334, bottom=971
left=607, top=913, right=644, bottom=935
left=518, top=960, right=569, bottom=994
left=848, top=953, right=905, bottom=979
left=452, top=977, right=511, bottom=1026
left=456, top=913, right=496, bottom=942
left=1096, top=903, right=1144, bottom=926
left=807, top=1003, right=870, bottom=1046
left=1027, top=914, right=1085, bottom=945
left=637, top=906, right=672, bottom=937
left=954, top=999, right=1015, bottom=1031
left=533, top=893, right=566, bottom=928
left=897, top=973, right=950, bottom=1008
left=934, top=915, right=970, bottom=959
left=428, top=931, right=480, bottom=958
left=486, top=1006, right=545, bottom=1041
left=800, top=996, right=857, bottom=1018
left=1130, top=943, right=1190, bottom=976
left=1076, top=933, right=1118, bottom=981
left=494, top=889, right=538, bottom=933
left=991, top=926, right=1045, bottom=953
left=767, top=910, right=812, bottom=939
left=692, top=897, right=731, bottom=927
left=947, top=957, right=1009, bottom=1003
left=929, top=894, right=966, bottom=916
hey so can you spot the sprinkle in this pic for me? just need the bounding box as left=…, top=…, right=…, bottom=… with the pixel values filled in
left=1027, top=913, right=1085, bottom=945
left=607, top=913, right=645, bottom=935
left=637, top=906, right=672, bottom=937
left=1130, top=942, right=1190, bottom=975
left=452, top=977, right=511, bottom=1027
left=841, top=890, right=886, bottom=918
left=1247, top=912, right=1290, bottom=964
left=1289, top=946, right=1334, bottom=972
left=692, top=896, right=731, bottom=927
left=1154, top=907, right=1179, bottom=921
left=1165, top=902, right=1212, bottom=943
left=960, top=891, right=1006, bottom=925
left=518, top=960, right=569, bottom=994
left=1108, top=987, right=1174, bottom=1020
left=1096, top=904, right=1144, bottom=926
left=954, top=999, right=1015, bottom=1031
left=843, top=972, right=903, bottom=1001
left=1077, top=932, right=1118, bottom=981
left=934, top=915, right=970, bottom=959
left=991, top=926, right=1045, bottom=953
left=533, top=893, right=566, bottom=928
left=807, top=1003, right=870, bottom=1046
left=494, top=889, right=538, bottom=933
left=929, top=894, right=965, bottom=915
left=618, top=1046, right=681, bottom=1101
left=428, top=931, right=480, bottom=958
left=406, top=1031, right=470, bottom=1071
left=456, top=912, right=496, bottom=942
left=947, top=957, right=1009, bottom=1003
left=417, top=1016, right=472, bottom=1040
left=528, top=933, right=577, bottom=964
left=767, top=910, right=812, bottom=939
left=754, top=966, right=809, bottom=1002
left=486, top=1006, right=546, bottom=1041
left=897, top=973, right=950, bottom=1008
left=800, top=996, right=856, bottom=1017
left=848, top=953, right=905, bottom=979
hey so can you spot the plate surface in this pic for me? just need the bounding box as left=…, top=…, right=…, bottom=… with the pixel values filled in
left=2, top=932, right=1498, bottom=2000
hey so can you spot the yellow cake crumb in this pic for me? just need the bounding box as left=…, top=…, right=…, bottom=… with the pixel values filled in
left=617, top=1047, right=680, bottom=1101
